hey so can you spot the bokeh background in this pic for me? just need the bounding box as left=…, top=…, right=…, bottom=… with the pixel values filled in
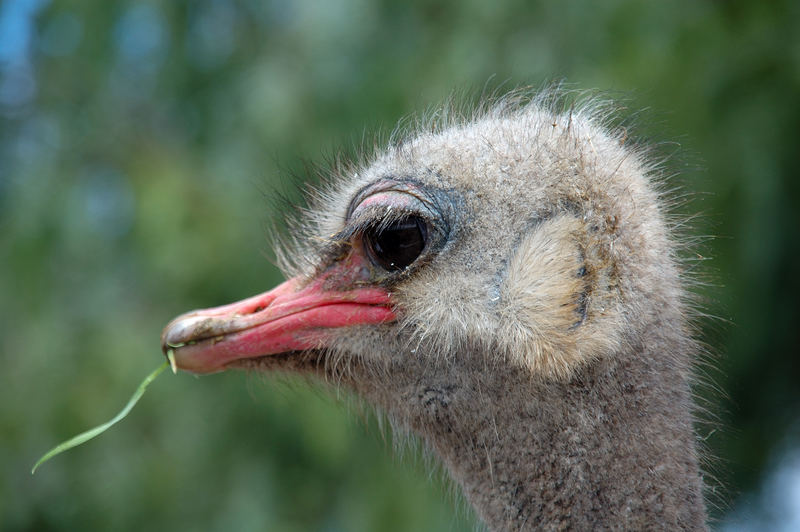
left=2, top=0, right=799, bottom=530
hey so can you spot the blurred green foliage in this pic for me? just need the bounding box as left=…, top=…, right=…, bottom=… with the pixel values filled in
left=2, top=0, right=799, bottom=530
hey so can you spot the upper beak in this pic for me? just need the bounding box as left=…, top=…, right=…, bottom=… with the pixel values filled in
left=161, top=273, right=396, bottom=374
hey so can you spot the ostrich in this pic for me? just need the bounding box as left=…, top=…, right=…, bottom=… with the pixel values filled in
left=162, top=91, right=708, bottom=530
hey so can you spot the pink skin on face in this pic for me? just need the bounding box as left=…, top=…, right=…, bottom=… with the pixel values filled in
left=355, top=191, right=413, bottom=211
left=161, top=256, right=396, bottom=374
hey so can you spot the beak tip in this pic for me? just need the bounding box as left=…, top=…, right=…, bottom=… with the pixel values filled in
left=160, top=315, right=207, bottom=352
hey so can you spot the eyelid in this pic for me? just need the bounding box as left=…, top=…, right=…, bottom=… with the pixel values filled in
left=349, top=190, right=440, bottom=231
left=345, top=179, right=439, bottom=220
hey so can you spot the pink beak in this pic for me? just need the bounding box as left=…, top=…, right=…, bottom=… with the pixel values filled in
left=161, top=268, right=396, bottom=374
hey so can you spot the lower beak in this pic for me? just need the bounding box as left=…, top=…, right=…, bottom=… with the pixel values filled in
left=161, top=276, right=395, bottom=374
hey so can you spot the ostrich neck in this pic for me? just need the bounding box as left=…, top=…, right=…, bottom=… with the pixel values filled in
left=357, top=331, right=708, bottom=530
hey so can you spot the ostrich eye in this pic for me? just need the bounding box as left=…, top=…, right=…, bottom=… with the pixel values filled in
left=364, top=215, right=428, bottom=271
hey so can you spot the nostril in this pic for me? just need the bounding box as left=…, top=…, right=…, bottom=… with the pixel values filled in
left=251, top=305, right=265, bottom=313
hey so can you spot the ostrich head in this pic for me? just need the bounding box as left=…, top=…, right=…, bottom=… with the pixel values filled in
left=162, top=91, right=707, bottom=530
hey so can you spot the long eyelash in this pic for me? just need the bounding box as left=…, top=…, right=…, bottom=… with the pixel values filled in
left=316, top=208, right=426, bottom=263
left=350, top=208, right=425, bottom=236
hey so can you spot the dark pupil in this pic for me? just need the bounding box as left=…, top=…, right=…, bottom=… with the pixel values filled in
left=367, top=216, right=427, bottom=271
